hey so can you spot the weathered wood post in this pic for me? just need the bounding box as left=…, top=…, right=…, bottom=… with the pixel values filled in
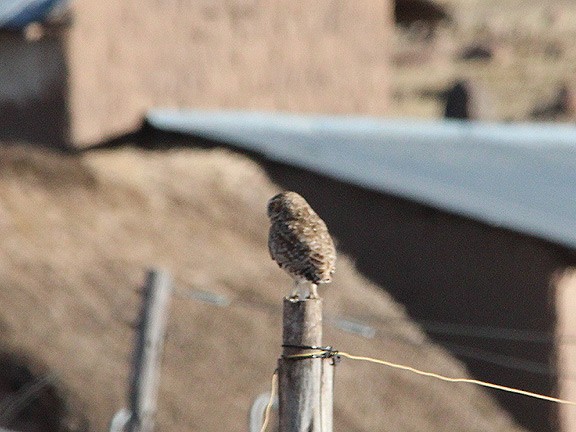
left=125, top=269, right=173, bottom=432
left=278, top=297, right=333, bottom=432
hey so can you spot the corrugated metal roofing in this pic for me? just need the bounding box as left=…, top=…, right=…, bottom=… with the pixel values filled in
left=147, top=109, right=576, bottom=249
left=0, top=0, right=65, bottom=29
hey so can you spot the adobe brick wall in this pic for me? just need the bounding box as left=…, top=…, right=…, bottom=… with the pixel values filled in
left=66, top=0, right=393, bottom=145
left=555, top=270, right=576, bottom=432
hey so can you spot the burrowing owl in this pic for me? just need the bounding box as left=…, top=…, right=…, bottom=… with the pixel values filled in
left=267, top=191, right=336, bottom=299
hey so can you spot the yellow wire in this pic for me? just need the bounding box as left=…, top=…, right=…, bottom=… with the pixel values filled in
left=337, top=351, right=576, bottom=406
left=260, top=370, right=278, bottom=432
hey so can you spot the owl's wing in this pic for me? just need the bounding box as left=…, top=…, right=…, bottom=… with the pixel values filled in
left=268, top=227, right=276, bottom=260
left=269, top=222, right=305, bottom=266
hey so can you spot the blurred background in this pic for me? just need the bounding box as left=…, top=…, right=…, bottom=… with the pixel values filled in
left=4, top=0, right=576, bottom=147
left=0, top=1, right=576, bottom=432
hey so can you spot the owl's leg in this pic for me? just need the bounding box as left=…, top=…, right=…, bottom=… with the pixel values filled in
left=290, top=280, right=301, bottom=299
left=299, top=280, right=311, bottom=299
left=308, top=283, right=319, bottom=299
left=290, top=279, right=309, bottom=300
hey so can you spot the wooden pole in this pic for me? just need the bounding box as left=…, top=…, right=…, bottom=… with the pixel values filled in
left=320, top=357, right=334, bottom=431
left=278, top=297, right=333, bottom=432
left=126, top=269, right=173, bottom=432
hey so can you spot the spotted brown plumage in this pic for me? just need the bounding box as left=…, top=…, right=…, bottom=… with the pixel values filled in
left=267, top=191, right=336, bottom=299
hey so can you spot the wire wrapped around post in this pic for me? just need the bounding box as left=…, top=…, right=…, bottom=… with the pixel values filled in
left=277, top=297, right=334, bottom=432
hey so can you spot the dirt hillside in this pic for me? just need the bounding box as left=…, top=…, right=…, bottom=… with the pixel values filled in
left=0, top=146, right=525, bottom=431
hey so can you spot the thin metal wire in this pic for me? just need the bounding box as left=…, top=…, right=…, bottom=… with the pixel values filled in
left=178, top=288, right=576, bottom=345
left=178, top=288, right=576, bottom=380
left=336, top=351, right=576, bottom=406
left=260, top=370, right=278, bottom=432
left=281, top=348, right=576, bottom=405
left=441, top=341, right=561, bottom=377
left=376, top=329, right=565, bottom=378
left=283, top=347, right=576, bottom=414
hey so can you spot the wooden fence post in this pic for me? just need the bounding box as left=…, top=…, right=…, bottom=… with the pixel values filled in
left=278, top=297, right=333, bottom=432
left=125, top=269, right=173, bottom=432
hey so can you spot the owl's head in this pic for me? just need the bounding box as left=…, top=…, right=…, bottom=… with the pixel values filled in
left=267, top=191, right=310, bottom=222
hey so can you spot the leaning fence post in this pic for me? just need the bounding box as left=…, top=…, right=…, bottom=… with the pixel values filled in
left=278, top=297, right=334, bottom=432
left=125, top=269, right=173, bottom=432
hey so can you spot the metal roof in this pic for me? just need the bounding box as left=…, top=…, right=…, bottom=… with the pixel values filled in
left=0, top=0, right=66, bottom=29
left=147, top=109, right=576, bottom=250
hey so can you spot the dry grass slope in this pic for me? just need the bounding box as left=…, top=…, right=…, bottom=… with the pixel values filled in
left=0, top=146, right=525, bottom=431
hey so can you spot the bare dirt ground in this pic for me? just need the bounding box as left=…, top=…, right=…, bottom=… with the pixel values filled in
left=390, top=0, right=576, bottom=121
left=0, top=146, right=525, bottom=431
